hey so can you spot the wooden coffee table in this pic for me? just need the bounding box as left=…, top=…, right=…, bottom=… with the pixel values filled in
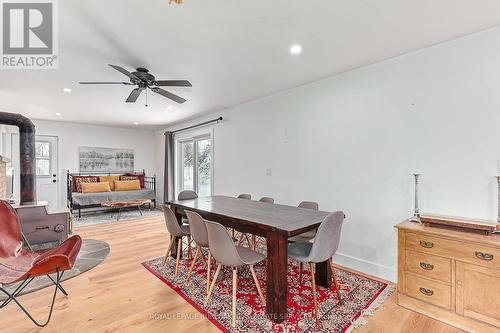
left=102, top=199, right=152, bottom=221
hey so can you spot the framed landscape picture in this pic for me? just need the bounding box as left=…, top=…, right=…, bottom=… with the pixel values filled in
left=79, top=146, right=134, bottom=172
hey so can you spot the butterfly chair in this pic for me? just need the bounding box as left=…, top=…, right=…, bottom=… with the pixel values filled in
left=0, top=200, right=82, bottom=327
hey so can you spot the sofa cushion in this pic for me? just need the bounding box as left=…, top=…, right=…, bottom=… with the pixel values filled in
left=114, top=179, right=141, bottom=191
left=99, top=175, right=121, bottom=191
left=81, top=182, right=111, bottom=193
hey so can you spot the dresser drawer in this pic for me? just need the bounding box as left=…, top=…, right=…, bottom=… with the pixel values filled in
left=405, top=273, right=451, bottom=309
left=406, top=232, right=500, bottom=270
left=405, top=250, right=451, bottom=284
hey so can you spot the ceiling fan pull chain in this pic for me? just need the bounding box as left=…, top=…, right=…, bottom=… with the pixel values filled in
left=145, top=89, right=148, bottom=107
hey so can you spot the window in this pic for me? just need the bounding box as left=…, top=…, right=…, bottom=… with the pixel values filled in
left=36, top=141, right=51, bottom=176
left=177, top=135, right=212, bottom=197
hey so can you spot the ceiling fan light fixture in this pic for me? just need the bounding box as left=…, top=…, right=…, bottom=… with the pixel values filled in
left=63, top=87, right=72, bottom=93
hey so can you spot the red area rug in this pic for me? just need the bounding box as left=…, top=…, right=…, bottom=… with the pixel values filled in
left=142, top=249, right=393, bottom=332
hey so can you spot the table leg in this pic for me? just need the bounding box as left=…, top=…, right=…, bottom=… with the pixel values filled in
left=315, top=259, right=332, bottom=288
left=266, top=231, right=288, bottom=323
left=171, top=208, right=183, bottom=259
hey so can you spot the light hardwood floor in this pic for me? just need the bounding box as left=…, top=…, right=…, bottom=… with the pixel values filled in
left=0, top=215, right=464, bottom=333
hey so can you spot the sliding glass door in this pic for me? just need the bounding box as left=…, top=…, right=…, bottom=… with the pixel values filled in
left=177, top=135, right=212, bottom=197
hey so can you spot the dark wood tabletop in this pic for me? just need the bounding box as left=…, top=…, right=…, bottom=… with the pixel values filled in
left=168, top=195, right=330, bottom=237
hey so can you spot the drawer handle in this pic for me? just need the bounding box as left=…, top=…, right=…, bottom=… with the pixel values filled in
left=475, top=251, right=494, bottom=261
left=419, top=262, right=434, bottom=270
left=419, top=287, right=434, bottom=296
left=420, top=240, right=434, bottom=248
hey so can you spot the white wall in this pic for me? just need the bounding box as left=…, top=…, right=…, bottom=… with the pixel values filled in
left=155, top=26, right=500, bottom=282
left=33, top=119, right=156, bottom=206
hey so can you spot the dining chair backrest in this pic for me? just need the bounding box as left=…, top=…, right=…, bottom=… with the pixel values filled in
left=178, top=190, right=198, bottom=200
left=237, top=194, right=251, bottom=200
left=259, top=197, right=274, bottom=204
left=185, top=211, right=209, bottom=247
left=298, top=201, right=319, bottom=210
left=163, top=206, right=184, bottom=237
left=307, top=211, right=345, bottom=263
left=205, top=220, right=243, bottom=267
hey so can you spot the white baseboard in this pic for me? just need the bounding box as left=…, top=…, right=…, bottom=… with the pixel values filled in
left=333, top=252, right=397, bottom=283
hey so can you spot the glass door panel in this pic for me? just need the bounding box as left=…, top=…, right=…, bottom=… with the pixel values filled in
left=196, top=139, right=211, bottom=197
left=180, top=141, right=194, bottom=191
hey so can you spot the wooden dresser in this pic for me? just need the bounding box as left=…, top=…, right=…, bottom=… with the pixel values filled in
left=396, top=221, right=500, bottom=332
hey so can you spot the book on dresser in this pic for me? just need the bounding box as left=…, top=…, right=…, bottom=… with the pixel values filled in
left=395, top=219, right=500, bottom=332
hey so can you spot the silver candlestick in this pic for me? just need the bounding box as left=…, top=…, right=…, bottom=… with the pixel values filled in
left=409, top=173, right=422, bottom=223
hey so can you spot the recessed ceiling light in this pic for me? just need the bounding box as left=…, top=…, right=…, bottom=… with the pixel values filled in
left=133, top=121, right=139, bottom=125
left=63, top=88, right=71, bottom=93
left=55, top=112, right=62, bottom=116
left=166, top=105, right=173, bottom=111
left=290, top=44, right=302, bottom=55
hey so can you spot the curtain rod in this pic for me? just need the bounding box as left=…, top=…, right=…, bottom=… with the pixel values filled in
left=165, top=116, right=223, bottom=135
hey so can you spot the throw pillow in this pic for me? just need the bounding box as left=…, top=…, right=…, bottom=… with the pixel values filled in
left=81, top=182, right=111, bottom=193
left=76, top=176, right=99, bottom=193
left=114, top=179, right=141, bottom=191
left=99, top=175, right=121, bottom=191
left=123, top=173, right=145, bottom=188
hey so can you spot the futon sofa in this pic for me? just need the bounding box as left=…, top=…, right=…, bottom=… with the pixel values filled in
left=67, top=170, right=156, bottom=217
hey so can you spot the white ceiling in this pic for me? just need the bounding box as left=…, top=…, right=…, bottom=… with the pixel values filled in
left=1, top=0, right=500, bottom=129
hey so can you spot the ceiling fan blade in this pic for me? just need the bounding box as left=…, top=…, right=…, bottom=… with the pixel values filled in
left=79, top=81, right=133, bottom=85
left=108, top=64, right=140, bottom=80
left=126, top=88, right=144, bottom=103
left=152, top=80, right=192, bottom=87
left=150, top=87, right=186, bottom=104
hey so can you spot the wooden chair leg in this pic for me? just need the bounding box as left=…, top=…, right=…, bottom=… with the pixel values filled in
left=237, top=233, right=245, bottom=246
left=310, top=263, right=319, bottom=323
left=187, top=235, right=192, bottom=259
left=249, top=265, right=265, bottom=304
left=207, top=251, right=212, bottom=293
left=329, top=258, right=342, bottom=303
left=163, top=236, right=174, bottom=266
left=174, top=239, right=182, bottom=277
left=299, top=261, right=303, bottom=284
left=186, top=245, right=201, bottom=282
left=205, top=263, right=222, bottom=306
left=232, top=267, right=238, bottom=328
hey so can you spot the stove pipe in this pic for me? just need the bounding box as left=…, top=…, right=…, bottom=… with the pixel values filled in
left=0, top=112, right=36, bottom=204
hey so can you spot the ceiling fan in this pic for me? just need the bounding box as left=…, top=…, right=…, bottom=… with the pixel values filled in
left=79, top=64, right=192, bottom=104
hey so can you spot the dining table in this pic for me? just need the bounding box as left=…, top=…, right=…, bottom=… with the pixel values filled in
left=168, top=195, right=332, bottom=323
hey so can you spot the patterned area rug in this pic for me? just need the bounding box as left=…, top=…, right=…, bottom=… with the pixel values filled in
left=142, top=248, right=394, bottom=333
left=74, top=208, right=163, bottom=227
